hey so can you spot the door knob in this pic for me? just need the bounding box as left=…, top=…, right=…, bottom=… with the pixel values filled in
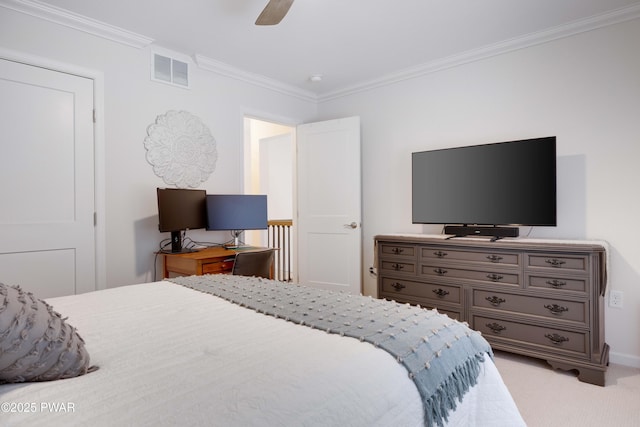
left=345, top=222, right=358, bottom=229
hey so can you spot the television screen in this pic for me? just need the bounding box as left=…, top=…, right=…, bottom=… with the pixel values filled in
left=412, top=137, right=556, bottom=226
left=157, top=188, right=207, bottom=233
left=206, top=194, right=268, bottom=231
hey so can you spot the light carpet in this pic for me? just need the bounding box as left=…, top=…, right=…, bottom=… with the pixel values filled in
left=493, top=351, right=640, bottom=426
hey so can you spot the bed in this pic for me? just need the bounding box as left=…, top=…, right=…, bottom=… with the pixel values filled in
left=0, top=276, right=525, bottom=426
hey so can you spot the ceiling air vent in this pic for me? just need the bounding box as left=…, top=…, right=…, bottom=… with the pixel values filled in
left=152, top=53, right=189, bottom=88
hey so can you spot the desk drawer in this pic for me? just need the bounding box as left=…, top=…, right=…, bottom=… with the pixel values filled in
left=202, top=260, right=234, bottom=274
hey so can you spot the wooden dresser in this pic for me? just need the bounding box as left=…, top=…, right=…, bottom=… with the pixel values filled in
left=375, top=234, right=609, bottom=385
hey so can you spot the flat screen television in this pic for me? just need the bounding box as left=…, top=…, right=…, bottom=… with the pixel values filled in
left=157, top=188, right=207, bottom=253
left=412, top=136, right=556, bottom=240
left=206, top=194, right=268, bottom=248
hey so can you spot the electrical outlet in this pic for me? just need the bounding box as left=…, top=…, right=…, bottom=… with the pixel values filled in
left=609, top=290, right=623, bottom=308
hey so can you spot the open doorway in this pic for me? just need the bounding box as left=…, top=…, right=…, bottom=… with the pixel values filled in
left=243, top=117, right=295, bottom=281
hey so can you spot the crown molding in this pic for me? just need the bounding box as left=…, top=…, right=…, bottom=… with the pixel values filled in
left=194, top=54, right=317, bottom=103
left=1, top=0, right=314, bottom=101
left=4, top=0, right=638, bottom=104
left=318, top=3, right=640, bottom=102
left=0, top=0, right=153, bottom=48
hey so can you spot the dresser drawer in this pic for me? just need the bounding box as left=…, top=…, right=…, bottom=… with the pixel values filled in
left=379, top=243, right=416, bottom=258
left=381, top=277, right=461, bottom=304
left=422, top=247, right=519, bottom=267
left=428, top=306, right=462, bottom=321
left=527, top=274, right=588, bottom=294
left=420, top=264, right=520, bottom=286
left=379, top=291, right=462, bottom=321
left=473, top=315, right=588, bottom=357
left=471, top=289, right=588, bottom=326
left=526, top=253, right=589, bottom=274
left=380, top=260, right=416, bottom=274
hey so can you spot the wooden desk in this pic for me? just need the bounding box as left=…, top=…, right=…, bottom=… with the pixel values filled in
left=162, top=247, right=269, bottom=279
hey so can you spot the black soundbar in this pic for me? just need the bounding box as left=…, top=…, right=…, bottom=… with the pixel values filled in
left=444, top=225, right=519, bottom=241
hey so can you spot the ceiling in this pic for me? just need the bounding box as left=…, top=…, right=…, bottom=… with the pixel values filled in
left=9, top=0, right=640, bottom=99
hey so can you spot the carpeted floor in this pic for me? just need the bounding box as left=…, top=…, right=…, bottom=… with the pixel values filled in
left=492, top=351, right=640, bottom=426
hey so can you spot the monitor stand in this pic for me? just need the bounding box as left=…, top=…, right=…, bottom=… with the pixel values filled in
left=169, top=231, right=196, bottom=253
left=225, top=230, right=244, bottom=249
left=170, top=231, right=183, bottom=253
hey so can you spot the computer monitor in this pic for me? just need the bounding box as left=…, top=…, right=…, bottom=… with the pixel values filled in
left=157, top=188, right=207, bottom=253
left=205, top=194, right=268, bottom=248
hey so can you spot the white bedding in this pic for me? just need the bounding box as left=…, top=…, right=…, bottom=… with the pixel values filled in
left=0, top=281, right=524, bottom=426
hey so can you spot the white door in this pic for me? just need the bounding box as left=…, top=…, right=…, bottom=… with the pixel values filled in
left=0, top=58, right=95, bottom=298
left=297, top=116, right=361, bottom=294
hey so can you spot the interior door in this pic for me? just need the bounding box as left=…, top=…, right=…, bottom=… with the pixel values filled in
left=296, top=116, right=361, bottom=294
left=0, top=58, right=95, bottom=298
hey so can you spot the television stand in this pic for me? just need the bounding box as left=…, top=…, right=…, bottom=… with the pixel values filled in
left=444, top=225, right=519, bottom=241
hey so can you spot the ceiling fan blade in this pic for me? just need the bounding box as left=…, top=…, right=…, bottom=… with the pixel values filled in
left=255, top=0, right=294, bottom=25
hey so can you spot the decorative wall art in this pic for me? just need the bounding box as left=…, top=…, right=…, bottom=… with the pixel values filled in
left=144, top=110, right=218, bottom=188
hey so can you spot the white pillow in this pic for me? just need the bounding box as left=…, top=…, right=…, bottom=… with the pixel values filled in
left=0, top=283, right=95, bottom=383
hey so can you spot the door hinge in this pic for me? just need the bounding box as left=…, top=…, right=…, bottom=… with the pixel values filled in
left=93, top=212, right=97, bottom=226
left=92, top=109, right=96, bottom=123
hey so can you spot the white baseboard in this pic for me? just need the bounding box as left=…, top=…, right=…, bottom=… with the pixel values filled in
left=609, top=351, right=640, bottom=368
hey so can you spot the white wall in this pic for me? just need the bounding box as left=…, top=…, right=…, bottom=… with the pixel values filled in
left=317, top=19, right=640, bottom=367
left=258, top=133, right=294, bottom=220
left=243, top=119, right=294, bottom=246
left=244, top=118, right=293, bottom=197
left=0, top=9, right=317, bottom=286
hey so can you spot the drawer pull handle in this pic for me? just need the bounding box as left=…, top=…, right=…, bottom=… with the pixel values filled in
left=487, top=255, right=503, bottom=263
left=391, top=263, right=405, bottom=271
left=391, top=247, right=404, bottom=255
left=432, top=288, right=450, bottom=298
left=391, top=282, right=406, bottom=291
left=486, top=322, right=506, bottom=334
left=433, top=268, right=448, bottom=276
left=433, top=251, right=448, bottom=258
left=546, top=279, right=567, bottom=288
left=544, top=304, right=569, bottom=315
left=486, top=296, right=506, bottom=307
left=545, top=258, right=566, bottom=268
left=545, top=333, right=569, bottom=345
left=486, top=273, right=504, bottom=282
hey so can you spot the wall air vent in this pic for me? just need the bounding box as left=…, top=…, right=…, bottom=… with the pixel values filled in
left=152, top=53, right=189, bottom=88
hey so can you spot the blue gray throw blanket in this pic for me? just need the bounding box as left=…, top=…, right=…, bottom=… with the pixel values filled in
left=169, top=275, right=492, bottom=427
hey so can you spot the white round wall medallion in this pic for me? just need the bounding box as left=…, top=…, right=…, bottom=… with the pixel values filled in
left=144, top=110, right=218, bottom=188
